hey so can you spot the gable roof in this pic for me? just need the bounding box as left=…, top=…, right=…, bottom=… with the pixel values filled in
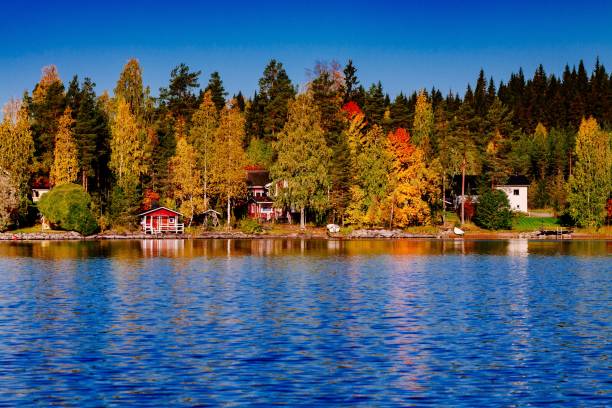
left=246, top=170, right=270, bottom=187
left=137, top=207, right=183, bottom=217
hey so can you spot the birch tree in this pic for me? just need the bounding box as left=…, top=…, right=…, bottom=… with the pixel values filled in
left=209, top=102, right=247, bottom=229
left=189, top=91, right=218, bottom=205
left=271, top=93, right=332, bottom=229
left=50, top=108, right=79, bottom=186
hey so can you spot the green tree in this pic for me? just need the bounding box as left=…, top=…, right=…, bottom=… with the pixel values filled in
left=258, top=59, right=295, bottom=140
left=159, top=63, right=201, bottom=120
left=271, top=94, right=332, bottom=229
left=50, top=108, right=79, bottom=186
left=205, top=71, right=227, bottom=111
left=38, top=183, right=98, bottom=235
left=474, top=189, right=512, bottom=230
left=567, top=117, right=611, bottom=227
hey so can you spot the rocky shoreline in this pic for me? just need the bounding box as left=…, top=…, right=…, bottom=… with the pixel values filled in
left=0, top=228, right=608, bottom=241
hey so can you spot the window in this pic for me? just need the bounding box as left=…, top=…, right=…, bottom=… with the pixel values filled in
left=513, top=189, right=519, bottom=196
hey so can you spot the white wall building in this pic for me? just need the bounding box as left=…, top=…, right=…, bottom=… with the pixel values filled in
left=494, top=176, right=530, bottom=213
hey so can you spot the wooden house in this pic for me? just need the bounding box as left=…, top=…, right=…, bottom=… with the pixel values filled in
left=139, top=207, right=184, bottom=234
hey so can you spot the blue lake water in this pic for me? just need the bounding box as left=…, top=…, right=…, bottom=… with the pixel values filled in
left=0, top=239, right=610, bottom=407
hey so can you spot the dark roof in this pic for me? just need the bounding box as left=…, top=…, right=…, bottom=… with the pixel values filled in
left=501, top=175, right=530, bottom=186
left=246, top=170, right=270, bottom=187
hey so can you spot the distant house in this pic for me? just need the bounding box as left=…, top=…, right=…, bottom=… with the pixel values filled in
left=494, top=175, right=529, bottom=212
left=31, top=178, right=50, bottom=203
left=139, top=207, right=184, bottom=234
left=451, top=175, right=530, bottom=213
left=245, top=167, right=288, bottom=221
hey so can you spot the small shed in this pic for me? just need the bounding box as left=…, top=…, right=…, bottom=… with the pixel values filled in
left=495, top=175, right=530, bottom=213
left=139, top=207, right=184, bottom=234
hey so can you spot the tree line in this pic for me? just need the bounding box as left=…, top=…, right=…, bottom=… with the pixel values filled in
left=0, top=57, right=610, bottom=231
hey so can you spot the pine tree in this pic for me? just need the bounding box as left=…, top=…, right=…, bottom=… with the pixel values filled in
left=343, top=59, right=360, bottom=103
left=364, top=82, right=385, bottom=126
left=50, top=108, right=79, bottom=186
left=205, top=72, right=227, bottom=111
left=567, top=117, right=611, bottom=228
left=271, top=94, right=332, bottom=229
left=209, top=102, right=248, bottom=228
left=159, top=63, right=201, bottom=120
left=258, top=60, right=295, bottom=140
left=390, top=93, right=411, bottom=130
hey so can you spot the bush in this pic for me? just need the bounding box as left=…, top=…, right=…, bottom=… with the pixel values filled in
left=474, top=189, right=512, bottom=230
left=38, top=183, right=98, bottom=235
left=239, top=218, right=263, bottom=234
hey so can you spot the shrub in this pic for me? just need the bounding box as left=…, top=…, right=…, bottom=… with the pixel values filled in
left=239, top=218, right=263, bottom=234
left=38, top=183, right=98, bottom=235
left=474, top=189, right=512, bottom=230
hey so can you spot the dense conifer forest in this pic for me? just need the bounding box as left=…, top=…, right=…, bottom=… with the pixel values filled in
left=0, top=58, right=610, bottom=231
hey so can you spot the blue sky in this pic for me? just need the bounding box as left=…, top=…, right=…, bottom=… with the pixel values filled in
left=1, top=0, right=611, bottom=104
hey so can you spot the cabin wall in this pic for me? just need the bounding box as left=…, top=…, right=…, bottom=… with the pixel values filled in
left=495, top=186, right=528, bottom=212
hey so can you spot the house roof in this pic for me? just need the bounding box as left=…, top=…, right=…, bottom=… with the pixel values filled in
left=137, top=207, right=183, bottom=217
left=246, top=170, right=270, bottom=187
left=499, top=175, right=530, bottom=186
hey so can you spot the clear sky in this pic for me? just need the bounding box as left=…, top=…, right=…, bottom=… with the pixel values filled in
left=1, top=0, right=611, bottom=105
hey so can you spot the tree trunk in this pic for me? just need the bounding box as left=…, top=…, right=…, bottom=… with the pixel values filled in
left=227, top=193, right=231, bottom=231
left=461, top=157, right=466, bottom=225
left=300, top=207, right=305, bottom=230
left=442, top=173, right=446, bottom=224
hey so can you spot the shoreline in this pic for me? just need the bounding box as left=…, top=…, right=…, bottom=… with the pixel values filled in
left=1, top=230, right=611, bottom=241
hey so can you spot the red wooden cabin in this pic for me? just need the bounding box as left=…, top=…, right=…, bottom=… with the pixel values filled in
left=139, top=207, right=184, bottom=234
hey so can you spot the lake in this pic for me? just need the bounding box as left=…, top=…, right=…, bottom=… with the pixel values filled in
left=0, top=239, right=610, bottom=406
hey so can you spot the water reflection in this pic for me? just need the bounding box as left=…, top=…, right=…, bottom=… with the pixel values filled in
left=0, top=239, right=609, bottom=406
left=0, top=238, right=609, bottom=260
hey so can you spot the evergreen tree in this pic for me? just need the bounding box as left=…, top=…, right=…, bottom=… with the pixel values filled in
left=364, top=82, right=385, bottom=126
left=390, top=93, right=411, bottom=130
left=159, top=63, right=201, bottom=120
left=205, top=71, right=227, bottom=111
left=256, top=60, right=295, bottom=140
left=343, top=59, right=360, bottom=103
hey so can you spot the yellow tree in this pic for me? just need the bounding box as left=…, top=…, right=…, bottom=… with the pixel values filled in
left=169, top=135, right=206, bottom=226
left=109, top=98, right=148, bottom=192
left=209, top=102, right=248, bottom=229
left=0, top=102, right=34, bottom=204
left=412, top=90, right=434, bottom=156
left=32, top=65, right=62, bottom=104
left=189, top=90, right=218, bottom=205
left=567, top=117, right=612, bottom=228
left=50, top=108, right=79, bottom=186
left=386, top=128, right=441, bottom=227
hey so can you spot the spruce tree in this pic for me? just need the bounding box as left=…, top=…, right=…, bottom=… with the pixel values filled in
left=205, top=71, right=227, bottom=111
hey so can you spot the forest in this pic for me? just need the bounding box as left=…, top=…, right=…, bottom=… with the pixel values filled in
left=0, top=57, right=611, bottom=233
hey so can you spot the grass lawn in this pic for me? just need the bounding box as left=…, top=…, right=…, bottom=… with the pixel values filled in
left=512, top=215, right=560, bottom=232
left=8, top=225, right=66, bottom=234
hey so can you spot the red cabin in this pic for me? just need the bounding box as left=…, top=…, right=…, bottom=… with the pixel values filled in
left=139, top=207, right=184, bottom=234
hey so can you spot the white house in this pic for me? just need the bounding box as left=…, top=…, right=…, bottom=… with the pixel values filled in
left=494, top=176, right=529, bottom=213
